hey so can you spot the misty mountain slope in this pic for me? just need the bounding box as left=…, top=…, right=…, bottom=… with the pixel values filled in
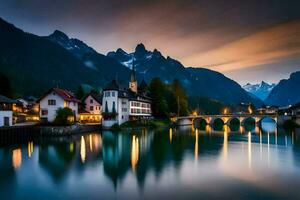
left=0, top=18, right=107, bottom=96
left=266, top=71, right=300, bottom=106
left=0, top=17, right=133, bottom=96
left=186, top=67, right=262, bottom=106
left=243, top=81, right=276, bottom=100
left=46, top=30, right=132, bottom=86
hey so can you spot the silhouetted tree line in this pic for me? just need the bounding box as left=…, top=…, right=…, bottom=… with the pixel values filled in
left=148, top=78, right=188, bottom=118
left=188, top=96, right=227, bottom=115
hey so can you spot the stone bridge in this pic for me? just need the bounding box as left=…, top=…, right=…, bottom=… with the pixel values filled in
left=176, top=114, right=278, bottom=126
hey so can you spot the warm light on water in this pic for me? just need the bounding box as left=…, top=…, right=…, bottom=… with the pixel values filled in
left=27, top=141, right=33, bottom=158
left=0, top=123, right=300, bottom=199
left=80, top=136, right=86, bottom=163
left=12, top=148, right=22, bottom=170
left=131, top=135, right=139, bottom=172
left=194, top=128, right=199, bottom=163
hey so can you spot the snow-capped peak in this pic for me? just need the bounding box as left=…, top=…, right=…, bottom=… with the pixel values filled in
left=47, top=30, right=96, bottom=58
left=243, top=81, right=276, bottom=101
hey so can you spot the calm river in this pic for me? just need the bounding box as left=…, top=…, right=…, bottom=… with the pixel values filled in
left=1, top=122, right=300, bottom=199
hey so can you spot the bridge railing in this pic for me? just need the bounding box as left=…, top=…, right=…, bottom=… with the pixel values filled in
left=177, top=114, right=277, bottom=119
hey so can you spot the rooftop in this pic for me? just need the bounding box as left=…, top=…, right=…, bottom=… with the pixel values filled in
left=0, top=95, right=17, bottom=104
left=38, top=88, right=81, bottom=103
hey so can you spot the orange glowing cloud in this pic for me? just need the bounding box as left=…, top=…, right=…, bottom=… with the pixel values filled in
left=182, top=21, right=300, bottom=72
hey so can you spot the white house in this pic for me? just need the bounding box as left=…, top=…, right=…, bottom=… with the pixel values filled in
left=102, top=64, right=152, bottom=128
left=80, top=93, right=102, bottom=124
left=0, top=95, right=15, bottom=127
left=38, top=88, right=80, bottom=123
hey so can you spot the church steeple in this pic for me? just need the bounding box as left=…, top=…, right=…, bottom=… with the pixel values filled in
left=129, top=55, right=138, bottom=93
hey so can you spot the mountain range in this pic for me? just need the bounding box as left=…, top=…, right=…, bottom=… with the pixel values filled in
left=266, top=71, right=300, bottom=106
left=1, top=17, right=297, bottom=106
left=243, top=81, right=276, bottom=101
left=106, top=44, right=264, bottom=105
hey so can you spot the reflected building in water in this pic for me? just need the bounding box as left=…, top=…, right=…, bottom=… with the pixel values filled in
left=0, top=122, right=299, bottom=194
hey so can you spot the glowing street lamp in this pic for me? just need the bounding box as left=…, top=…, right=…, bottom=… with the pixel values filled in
left=223, top=108, right=229, bottom=115
left=248, top=106, right=253, bottom=114
left=192, top=110, right=198, bottom=116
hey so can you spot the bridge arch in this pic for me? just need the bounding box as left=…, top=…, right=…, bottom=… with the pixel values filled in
left=228, top=117, right=240, bottom=126
left=228, top=118, right=240, bottom=131
left=241, top=117, right=256, bottom=126
left=211, top=118, right=225, bottom=131
left=193, top=117, right=208, bottom=129
left=242, top=117, right=256, bottom=132
left=259, top=116, right=277, bottom=124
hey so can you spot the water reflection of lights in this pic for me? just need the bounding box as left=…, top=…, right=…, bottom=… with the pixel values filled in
left=205, top=125, right=211, bottom=134
left=239, top=125, right=244, bottom=134
left=191, top=124, right=195, bottom=133
left=194, top=129, right=199, bottom=163
left=131, top=135, right=139, bottom=172
left=169, top=128, right=173, bottom=142
left=12, top=148, right=22, bottom=169
left=254, top=126, right=259, bottom=134
left=267, top=132, right=270, bottom=167
left=81, top=136, right=86, bottom=163
left=222, top=125, right=228, bottom=161
left=259, top=130, right=262, bottom=160
left=248, top=132, right=252, bottom=169
left=70, top=143, right=74, bottom=153
left=93, top=134, right=102, bottom=152
left=27, top=141, right=34, bottom=158
left=89, top=134, right=93, bottom=152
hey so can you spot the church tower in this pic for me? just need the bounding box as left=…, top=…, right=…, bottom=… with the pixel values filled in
left=129, top=57, right=138, bottom=93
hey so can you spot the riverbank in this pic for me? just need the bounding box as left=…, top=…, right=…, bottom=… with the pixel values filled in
left=40, top=123, right=101, bottom=136
left=111, top=119, right=174, bottom=131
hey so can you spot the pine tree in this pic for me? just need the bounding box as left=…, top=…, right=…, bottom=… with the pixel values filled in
left=170, top=79, right=188, bottom=116
left=105, top=101, right=109, bottom=113
left=149, top=77, right=169, bottom=118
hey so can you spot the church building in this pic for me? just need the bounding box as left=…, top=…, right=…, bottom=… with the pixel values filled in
left=102, top=62, right=152, bottom=128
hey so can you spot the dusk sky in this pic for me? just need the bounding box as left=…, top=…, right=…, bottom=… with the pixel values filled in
left=1, top=0, right=300, bottom=84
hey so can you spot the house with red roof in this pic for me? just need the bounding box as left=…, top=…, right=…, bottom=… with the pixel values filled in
left=38, top=88, right=81, bottom=123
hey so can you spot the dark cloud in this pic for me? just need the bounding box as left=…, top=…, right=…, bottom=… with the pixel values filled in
left=0, top=0, right=300, bottom=84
